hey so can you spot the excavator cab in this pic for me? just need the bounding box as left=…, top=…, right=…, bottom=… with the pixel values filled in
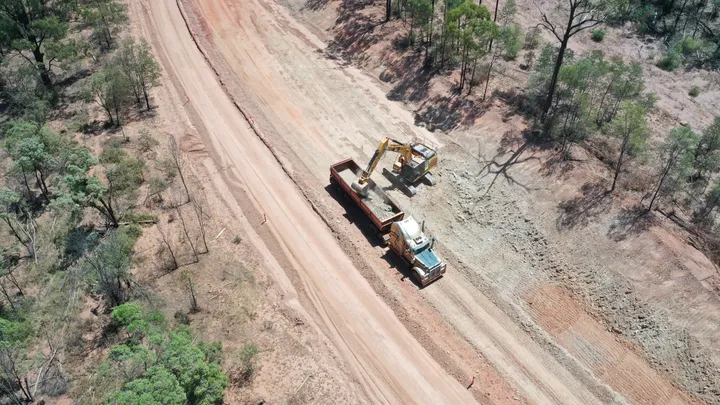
left=401, top=143, right=438, bottom=183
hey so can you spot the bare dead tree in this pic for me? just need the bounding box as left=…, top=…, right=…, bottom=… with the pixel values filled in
left=168, top=136, right=191, bottom=204
left=157, top=224, right=178, bottom=271
left=0, top=278, right=15, bottom=310
left=536, top=0, right=605, bottom=121
left=0, top=345, right=33, bottom=403
left=1, top=266, right=24, bottom=297
left=192, top=196, right=209, bottom=254
left=1, top=211, right=38, bottom=264
left=175, top=206, right=198, bottom=263
left=182, top=269, right=198, bottom=313
left=17, top=217, right=38, bottom=265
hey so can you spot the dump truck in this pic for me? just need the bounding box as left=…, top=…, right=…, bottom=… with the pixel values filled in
left=330, top=158, right=446, bottom=286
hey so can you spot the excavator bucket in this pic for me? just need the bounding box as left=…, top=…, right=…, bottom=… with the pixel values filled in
left=351, top=178, right=371, bottom=197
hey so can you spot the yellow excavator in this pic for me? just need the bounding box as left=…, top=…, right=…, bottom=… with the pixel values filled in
left=351, top=137, right=438, bottom=197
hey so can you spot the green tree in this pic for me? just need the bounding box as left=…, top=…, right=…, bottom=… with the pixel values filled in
left=446, top=1, right=495, bottom=91
left=89, top=66, right=133, bottom=126
left=79, top=0, right=128, bottom=49
left=480, top=25, right=506, bottom=100
left=500, top=24, right=523, bottom=60
left=108, top=366, right=186, bottom=405
left=406, top=0, right=433, bottom=47
left=4, top=121, right=69, bottom=201
left=82, top=228, right=140, bottom=307
left=106, top=308, right=228, bottom=405
left=607, top=102, right=650, bottom=191
left=1, top=66, right=51, bottom=123
left=695, top=178, right=720, bottom=224
left=436, top=0, right=465, bottom=68
left=63, top=156, right=144, bottom=228
left=162, top=326, right=227, bottom=405
left=111, top=303, right=145, bottom=334
left=537, top=0, right=605, bottom=122
left=498, top=0, right=517, bottom=26
left=647, top=126, right=699, bottom=212
left=0, top=0, right=76, bottom=88
left=0, top=317, right=33, bottom=403
left=692, top=116, right=720, bottom=182
left=114, top=38, right=162, bottom=110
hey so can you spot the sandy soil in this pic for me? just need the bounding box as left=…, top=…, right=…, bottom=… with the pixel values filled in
left=130, top=0, right=720, bottom=403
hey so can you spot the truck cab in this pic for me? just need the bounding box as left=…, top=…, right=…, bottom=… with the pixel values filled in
left=385, top=216, right=446, bottom=287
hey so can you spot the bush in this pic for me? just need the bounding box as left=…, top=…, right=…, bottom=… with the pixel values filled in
left=99, top=145, right=128, bottom=165
left=524, top=27, right=541, bottom=50
left=677, top=37, right=703, bottom=56
left=590, top=29, right=605, bottom=42
left=121, top=211, right=158, bottom=224
left=238, top=344, right=259, bottom=382
left=501, top=25, right=524, bottom=61
left=689, top=86, right=700, bottom=97
left=137, top=129, right=159, bottom=153
left=232, top=235, right=242, bottom=244
left=657, top=50, right=682, bottom=71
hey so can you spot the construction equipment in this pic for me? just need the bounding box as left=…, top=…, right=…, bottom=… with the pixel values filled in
left=351, top=137, right=438, bottom=197
left=331, top=159, right=446, bottom=287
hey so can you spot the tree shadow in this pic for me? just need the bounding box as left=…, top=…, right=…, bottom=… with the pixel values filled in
left=55, top=67, right=93, bottom=89
left=477, top=129, right=541, bottom=195
left=385, top=53, right=431, bottom=101
left=556, top=180, right=612, bottom=230
left=302, top=0, right=332, bottom=11
left=607, top=204, right=655, bottom=241
left=494, top=88, right=535, bottom=121
left=413, top=94, right=486, bottom=132
left=539, top=149, right=585, bottom=179
left=61, top=225, right=101, bottom=268
left=325, top=0, right=382, bottom=63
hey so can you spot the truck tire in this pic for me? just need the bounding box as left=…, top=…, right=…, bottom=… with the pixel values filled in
left=412, top=268, right=425, bottom=287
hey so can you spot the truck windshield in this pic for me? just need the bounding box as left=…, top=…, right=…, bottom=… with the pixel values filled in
left=413, top=241, right=431, bottom=254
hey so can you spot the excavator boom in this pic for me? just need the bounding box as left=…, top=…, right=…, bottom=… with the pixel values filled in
left=352, top=137, right=435, bottom=197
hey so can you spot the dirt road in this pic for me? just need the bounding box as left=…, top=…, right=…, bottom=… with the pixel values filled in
left=160, top=0, right=700, bottom=403
left=136, top=0, right=705, bottom=403
left=140, top=0, right=477, bottom=403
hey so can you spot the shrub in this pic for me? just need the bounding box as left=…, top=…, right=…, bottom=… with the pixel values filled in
left=524, top=27, right=541, bottom=50
left=590, top=29, right=605, bottom=42
left=501, top=25, right=524, bottom=61
left=232, top=235, right=242, bottom=244
left=99, top=145, right=128, bottom=165
left=137, top=129, right=159, bottom=153
left=677, top=37, right=703, bottom=56
left=121, top=211, right=158, bottom=224
left=688, top=86, right=700, bottom=97
left=237, top=344, right=259, bottom=382
left=657, top=50, right=682, bottom=71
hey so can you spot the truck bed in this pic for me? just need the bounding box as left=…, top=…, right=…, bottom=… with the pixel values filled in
left=330, top=159, right=404, bottom=232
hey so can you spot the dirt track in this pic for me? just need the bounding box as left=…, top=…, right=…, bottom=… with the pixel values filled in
left=136, top=0, right=709, bottom=403
left=139, top=0, right=478, bottom=403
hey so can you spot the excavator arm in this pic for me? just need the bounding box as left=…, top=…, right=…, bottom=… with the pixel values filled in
left=352, top=137, right=412, bottom=196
